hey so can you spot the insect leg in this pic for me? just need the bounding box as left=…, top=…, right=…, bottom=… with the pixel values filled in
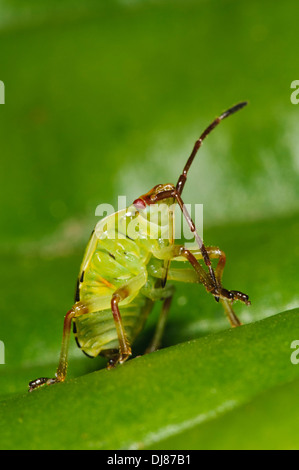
left=155, top=243, right=249, bottom=305
left=197, top=247, right=243, bottom=326
left=173, top=191, right=221, bottom=300
left=154, top=189, right=221, bottom=300
left=109, top=292, right=132, bottom=368
left=185, top=246, right=250, bottom=304
left=170, top=246, right=249, bottom=327
left=108, top=272, right=148, bottom=369
left=145, top=288, right=175, bottom=354
left=205, top=247, right=249, bottom=326
left=172, top=245, right=230, bottom=300
left=28, top=302, right=88, bottom=392
left=154, top=264, right=242, bottom=328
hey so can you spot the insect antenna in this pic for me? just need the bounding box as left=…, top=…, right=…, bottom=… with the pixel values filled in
left=171, top=101, right=248, bottom=300
left=154, top=103, right=248, bottom=300
left=176, top=101, right=248, bottom=195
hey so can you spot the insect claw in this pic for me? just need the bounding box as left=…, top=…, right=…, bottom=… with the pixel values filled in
left=107, top=359, right=116, bottom=369
left=28, top=376, right=58, bottom=392
left=230, top=290, right=250, bottom=305
left=28, top=377, right=49, bottom=392
left=217, top=288, right=234, bottom=301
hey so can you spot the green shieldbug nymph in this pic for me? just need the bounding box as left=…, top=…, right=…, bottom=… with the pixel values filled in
left=29, top=102, right=250, bottom=392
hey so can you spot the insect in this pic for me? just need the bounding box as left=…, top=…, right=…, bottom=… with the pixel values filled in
left=29, top=102, right=250, bottom=391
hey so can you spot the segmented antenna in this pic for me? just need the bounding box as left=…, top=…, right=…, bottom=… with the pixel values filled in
left=176, top=101, right=248, bottom=195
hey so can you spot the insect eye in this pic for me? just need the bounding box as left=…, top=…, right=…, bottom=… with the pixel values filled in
left=133, top=198, right=146, bottom=210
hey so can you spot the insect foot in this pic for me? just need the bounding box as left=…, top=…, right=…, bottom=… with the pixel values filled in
left=230, top=290, right=251, bottom=305
left=107, top=351, right=132, bottom=370
left=214, top=287, right=250, bottom=306
left=28, top=376, right=59, bottom=392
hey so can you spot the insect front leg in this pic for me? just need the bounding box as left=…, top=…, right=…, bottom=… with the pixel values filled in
left=152, top=189, right=222, bottom=301
left=203, top=246, right=249, bottom=327
left=28, top=302, right=89, bottom=392
left=164, top=245, right=250, bottom=327
left=167, top=245, right=232, bottom=301
left=168, top=245, right=250, bottom=303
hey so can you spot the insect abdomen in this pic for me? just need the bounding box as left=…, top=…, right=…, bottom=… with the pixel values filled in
left=73, top=295, right=153, bottom=357
left=74, top=234, right=153, bottom=358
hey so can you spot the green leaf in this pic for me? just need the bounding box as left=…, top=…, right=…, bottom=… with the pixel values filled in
left=0, top=309, right=298, bottom=449
left=148, top=375, right=299, bottom=450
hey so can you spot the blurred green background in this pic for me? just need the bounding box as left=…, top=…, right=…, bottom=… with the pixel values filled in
left=0, top=0, right=298, bottom=449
